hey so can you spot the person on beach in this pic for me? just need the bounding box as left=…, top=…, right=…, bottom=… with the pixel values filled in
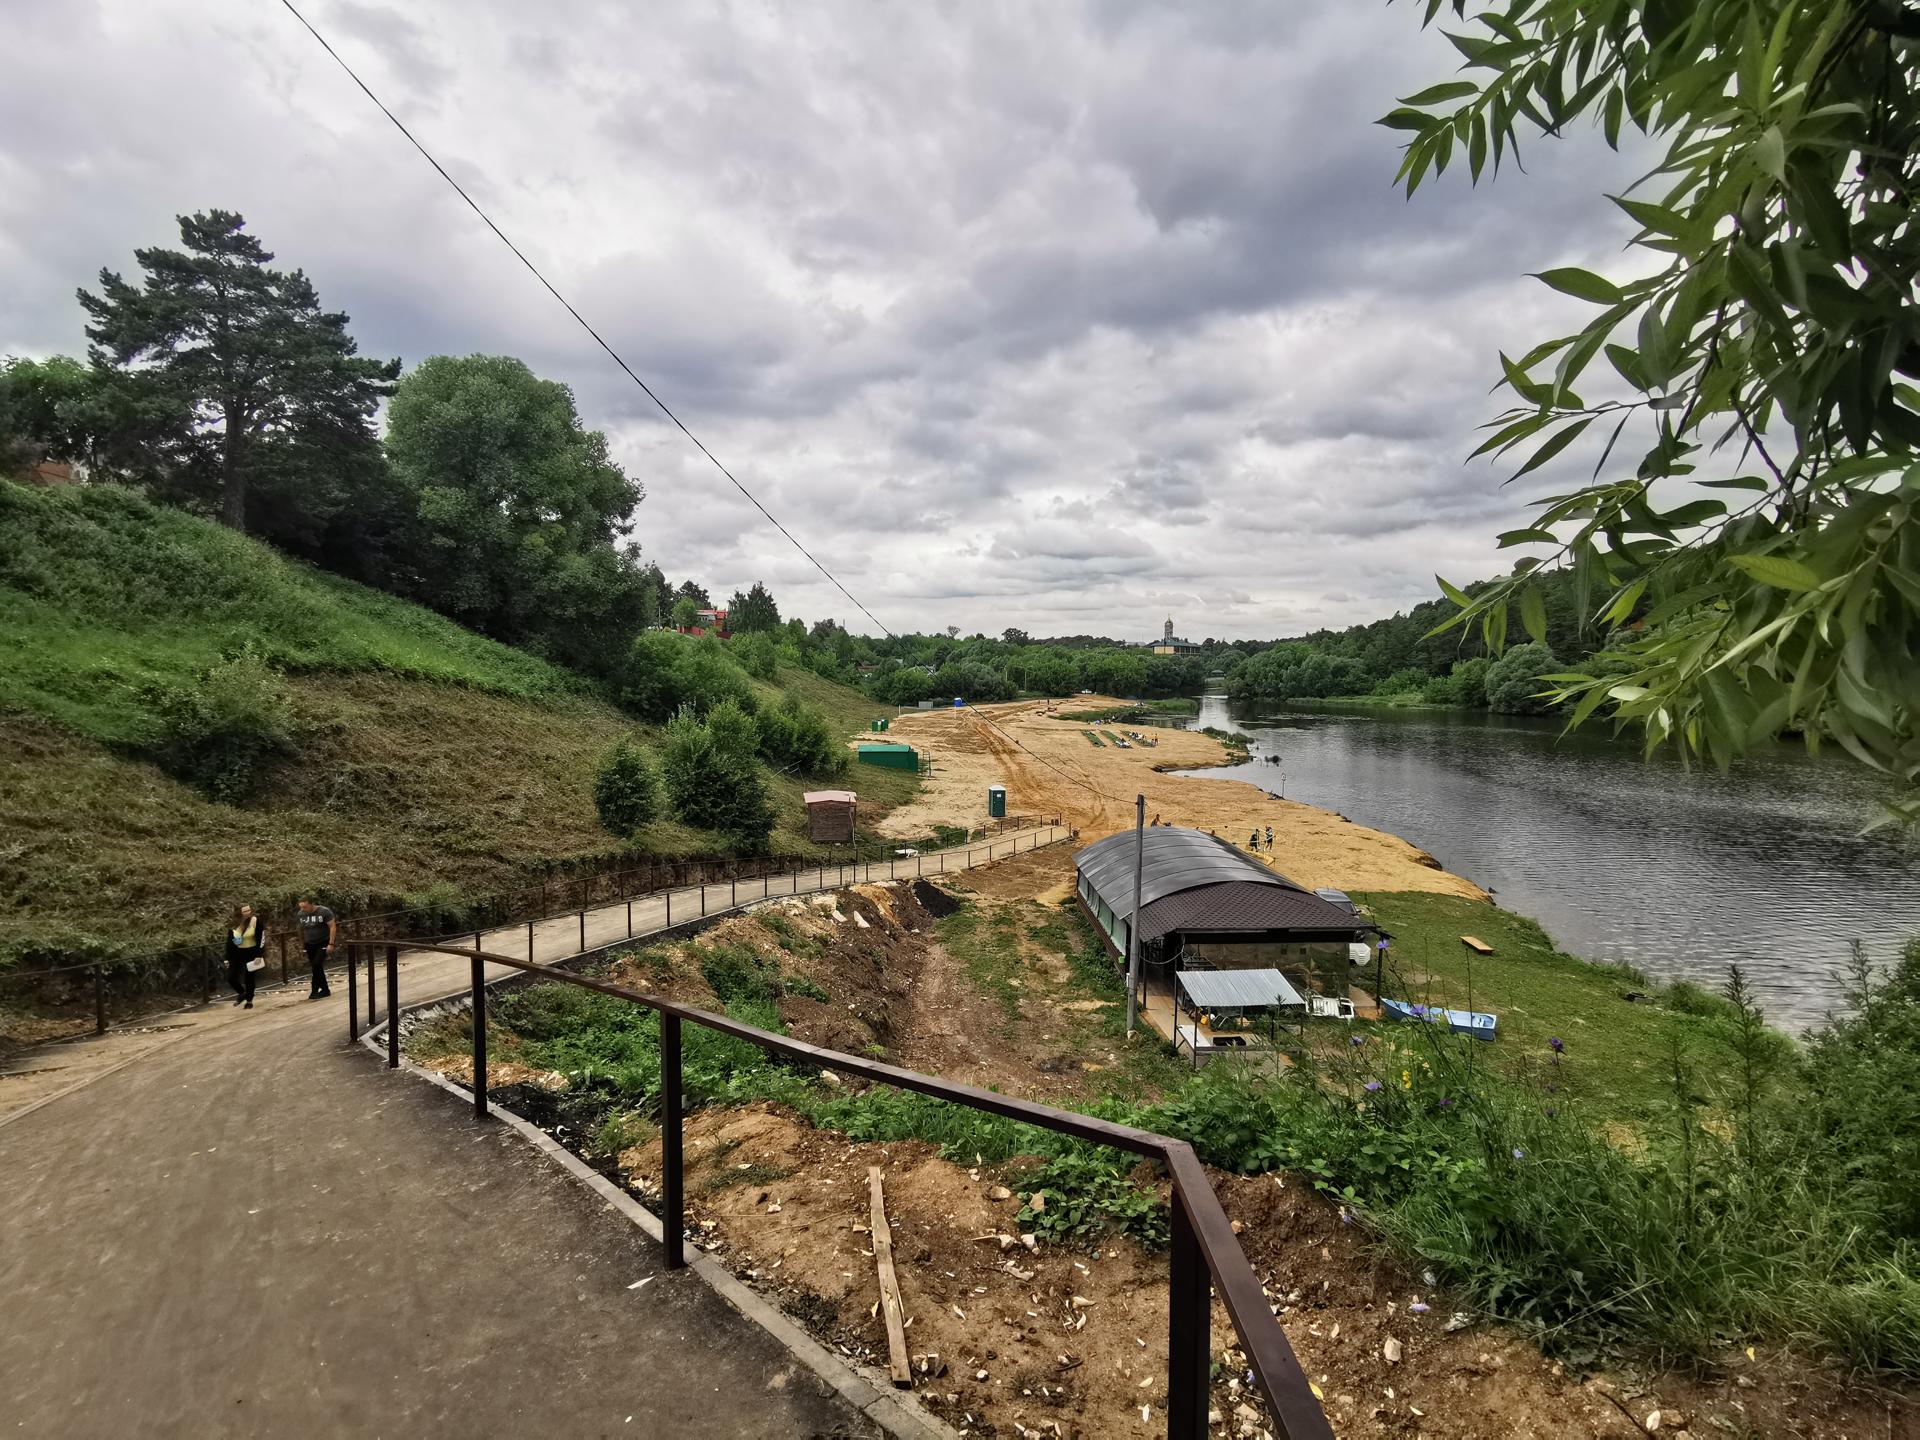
left=1248, top=830, right=1260, bottom=851
left=297, top=896, right=336, bottom=999
left=226, top=904, right=264, bottom=1009
left=1265, top=826, right=1274, bottom=848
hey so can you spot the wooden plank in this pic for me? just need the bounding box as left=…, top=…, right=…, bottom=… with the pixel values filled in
left=867, top=1165, right=912, bottom=1388
left=1459, top=934, right=1494, bottom=955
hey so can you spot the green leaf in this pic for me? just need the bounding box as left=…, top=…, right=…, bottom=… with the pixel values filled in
left=1520, top=585, right=1549, bottom=645
left=1726, top=552, right=1823, bottom=592
left=1435, top=574, right=1474, bottom=608
left=1398, top=81, right=1478, bottom=106
left=1750, top=126, right=1786, bottom=184
left=1378, top=108, right=1435, bottom=133
left=1496, top=527, right=1558, bottom=547
left=1512, top=417, right=1594, bottom=479
left=1498, top=351, right=1553, bottom=407
left=1532, top=268, right=1625, bottom=305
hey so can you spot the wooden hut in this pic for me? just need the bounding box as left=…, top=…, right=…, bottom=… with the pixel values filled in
left=803, top=790, right=857, bottom=843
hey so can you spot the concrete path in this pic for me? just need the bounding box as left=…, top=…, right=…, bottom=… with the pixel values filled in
left=0, top=829, right=1066, bottom=1438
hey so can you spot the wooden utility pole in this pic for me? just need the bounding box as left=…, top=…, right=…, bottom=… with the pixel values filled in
left=1125, top=792, right=1145, bottom=1036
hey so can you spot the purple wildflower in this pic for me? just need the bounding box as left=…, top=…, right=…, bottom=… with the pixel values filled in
left=1339, top=1205, right=1354, bottom=1225
left=1437, top=1097, right=1455, bottom=1108
left=1349, top=1034, right=1365, bottom=1047
left=1410, top=1004, right=1428, bottom=1018
left=1512, top=1148, right=1526, bottom=1161
left=1409, top=1302, right=1430, bottom=1315
left=1364, top=1080, right=1382, bottom=1092
left=1548, top=1037, right=1565, bottom=1053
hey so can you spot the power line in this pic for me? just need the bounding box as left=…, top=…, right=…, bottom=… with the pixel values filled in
left=275, top=0, right=895, bottom=639
left=278, top=1, right=1132, bottom=813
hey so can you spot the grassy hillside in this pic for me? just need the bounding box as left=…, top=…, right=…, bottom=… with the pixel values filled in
left=0, top=483, right=917, bottom=970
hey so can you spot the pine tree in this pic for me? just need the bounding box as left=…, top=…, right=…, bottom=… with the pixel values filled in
left=78, top=210, right=398, bottom=534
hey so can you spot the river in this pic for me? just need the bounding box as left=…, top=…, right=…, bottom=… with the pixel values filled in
left=1176, top=694, right=1920, bottom=1031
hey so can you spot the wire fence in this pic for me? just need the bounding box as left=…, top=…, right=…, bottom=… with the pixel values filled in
left=2, top=815, right=1068, bottom=1036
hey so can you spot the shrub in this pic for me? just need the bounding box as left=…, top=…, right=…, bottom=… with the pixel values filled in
left=729, top=631, right=778, bottom=680
left=615, top=631, right=757, bottom=722
left=756, top=694, right=847, bottom=776
left=697, top=940, right=782, bottom=1007
left=1484, top=642, right=1559, bottom=714
left=1420, top=656, right=1492, bottom=706
left=1795, top=941, right=1920, bottom=1242
left=659, top=702, right=774, bottom=850
left=593, top=738, right=661, bottom=839
left=143, top=646, right=293, bottom=801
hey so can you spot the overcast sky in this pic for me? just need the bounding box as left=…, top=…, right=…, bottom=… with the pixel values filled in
left=3, top=0, right=1647, bottom=641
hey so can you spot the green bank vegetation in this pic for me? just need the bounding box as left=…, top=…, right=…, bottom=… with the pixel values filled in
left=0, top=484, right=909, bottom=975
left=427, top=887, right=1920, bottom=1377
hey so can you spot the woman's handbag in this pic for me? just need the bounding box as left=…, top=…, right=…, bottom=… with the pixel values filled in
left=245, top=956, right=266, bottom=972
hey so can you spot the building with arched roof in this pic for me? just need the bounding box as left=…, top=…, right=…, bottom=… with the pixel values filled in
left=1074, top=826, right=1375, bottom=1000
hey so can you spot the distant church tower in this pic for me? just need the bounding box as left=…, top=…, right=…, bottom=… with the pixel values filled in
left=1163, top=617, right=1174, bottom=643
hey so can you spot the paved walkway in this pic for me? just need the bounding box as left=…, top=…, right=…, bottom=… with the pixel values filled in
left=0, top=828, right=1066, bottom=1438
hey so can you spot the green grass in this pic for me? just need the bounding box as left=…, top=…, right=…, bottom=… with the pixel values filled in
left=1082, top=729, right=1104, bottom=746
left=1057, top=699, right=1198, bottom=723
left=0, top=482, right=572, bottom=747
left=0, top=483, right=922, bottom=972
left=939, top=906, right=1026, bottom=1029
left=1355, top=891, right=1781, bottom=1131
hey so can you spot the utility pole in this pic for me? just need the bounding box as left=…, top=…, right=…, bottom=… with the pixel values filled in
left=1125, top=793, right=1145, bottom=1037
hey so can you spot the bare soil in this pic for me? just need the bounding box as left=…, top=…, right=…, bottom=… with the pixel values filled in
left=873, top=699, right=1484, bottom=901
left=619, top=1104, right=1909, bottom=1440
left=413, top=872, right=1916, bottom=1439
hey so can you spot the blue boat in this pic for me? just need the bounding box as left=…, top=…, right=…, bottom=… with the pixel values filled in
left=1382, top=998, right=1498, bottom=1041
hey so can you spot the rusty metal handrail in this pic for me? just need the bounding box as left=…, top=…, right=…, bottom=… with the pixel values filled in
left=352, top=937, right=1332, bottom=1440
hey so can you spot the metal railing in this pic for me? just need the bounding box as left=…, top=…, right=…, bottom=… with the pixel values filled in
left=0, top=817, right=1064, bottom=1037
left=346, top=889, right=1332, bottom=1438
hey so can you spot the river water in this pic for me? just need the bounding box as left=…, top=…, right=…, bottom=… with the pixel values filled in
left=1177, top=694, right=1920, bottom=1031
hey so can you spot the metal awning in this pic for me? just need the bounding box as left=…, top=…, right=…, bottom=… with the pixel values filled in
left=1175, top=968, right=1305, bottom=1010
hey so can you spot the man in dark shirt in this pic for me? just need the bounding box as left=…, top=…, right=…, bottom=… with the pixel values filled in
left=297, top=897, right=336, bottom=999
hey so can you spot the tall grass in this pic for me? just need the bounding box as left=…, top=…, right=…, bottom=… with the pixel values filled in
left=454, top=925, right=1920, bottom=1377
left=0, top=482, right=572, bottom=745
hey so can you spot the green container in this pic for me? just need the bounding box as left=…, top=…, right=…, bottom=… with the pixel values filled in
left=987, top=785, right=1007, bottom=818
left=856, top=743, right=919, bottom=772
left=879, top=717, right=890, bottom=732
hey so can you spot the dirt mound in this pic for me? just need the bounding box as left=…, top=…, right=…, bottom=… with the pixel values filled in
left=912, top=878, right=962, bottom=919
left=618, top=1105, right=1911, bottom=1440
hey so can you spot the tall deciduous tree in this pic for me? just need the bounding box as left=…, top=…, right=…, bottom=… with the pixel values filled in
left=77, top=211, right=398, bottom=536
left=1390, top=1, right=1920, bottom=817
left=385, top=353, right=650, bottom=676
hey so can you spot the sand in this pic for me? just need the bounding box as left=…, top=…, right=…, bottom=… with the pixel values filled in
left=869, top=698, right=1486, bottom=900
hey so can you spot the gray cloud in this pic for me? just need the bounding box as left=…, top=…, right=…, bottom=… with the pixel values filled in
left=1, top=0, right=1650, bottom=640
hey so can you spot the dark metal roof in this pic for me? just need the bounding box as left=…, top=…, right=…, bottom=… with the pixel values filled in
left=1177, top=968, right=1306, bottom=1009
left=1077, top=826, right=1276, bottom=911
left=1076, top=826, right=1371, bottom=943
left=1137, top=882, right=1368, bottom=943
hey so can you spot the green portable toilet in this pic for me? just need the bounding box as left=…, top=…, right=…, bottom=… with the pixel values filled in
left=987, top=785, right=1007, bottom=818
left=856, top=743, right=919, bottom=772
left=879, top=717, right=889, bottom=732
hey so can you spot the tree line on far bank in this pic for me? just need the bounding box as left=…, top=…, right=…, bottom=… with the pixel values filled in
left=1219, top=569, right=1604, bottom=715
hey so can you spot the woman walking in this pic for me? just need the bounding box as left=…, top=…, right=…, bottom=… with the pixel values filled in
left=226, top=904, right=265, bottom=1009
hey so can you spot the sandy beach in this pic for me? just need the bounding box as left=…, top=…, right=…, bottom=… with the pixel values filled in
left=866, top=698, right=1487, bottom=899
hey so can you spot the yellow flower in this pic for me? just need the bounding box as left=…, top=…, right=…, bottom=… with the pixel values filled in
left=1401, top=1069, right=1413, bottom=1090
